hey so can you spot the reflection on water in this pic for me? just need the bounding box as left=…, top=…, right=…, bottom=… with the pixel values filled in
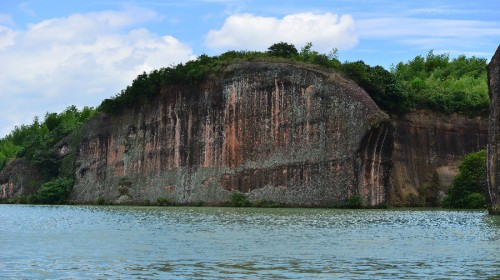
left=0, top=205, right=499, bottom=279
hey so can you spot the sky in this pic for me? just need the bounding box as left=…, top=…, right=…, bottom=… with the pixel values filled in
left=0, top=0, right=499, bottom=137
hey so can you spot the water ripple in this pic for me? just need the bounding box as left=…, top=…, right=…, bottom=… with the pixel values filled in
left=0, top=205, right=499, bottom=279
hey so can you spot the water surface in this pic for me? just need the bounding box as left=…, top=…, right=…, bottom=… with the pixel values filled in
left=1, top=205, right=499, bottom=279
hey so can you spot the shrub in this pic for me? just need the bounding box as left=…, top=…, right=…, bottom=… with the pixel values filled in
left=229, top=192, right=251, bottom=207
left=345, top=195, right=363, bottom=209
left=464, top=193, right=486, bottom=209
left=443, top=150, right=487, bottom=208
left=35, top=178, right=74, bottom=204
left=254, top=200, right=282, bottom=208
left=96, top=196, right=107, bottom=205
left=267, top=42, right=298, bottom=58
left=157, top=197, right=169, bottom=206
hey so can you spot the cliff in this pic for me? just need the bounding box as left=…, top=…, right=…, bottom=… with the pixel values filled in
left=389, top=110, right=488, bottom=206
left=70, top=62, right=392, bottom=207
left=487, top=46, right=500, bottom=214
left=0, top=158, right=41, bottom=201
left=0, top=60, right=490, bottom=207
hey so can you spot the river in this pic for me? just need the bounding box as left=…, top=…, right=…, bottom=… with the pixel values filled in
left=0, top=205, right=498, bottom=279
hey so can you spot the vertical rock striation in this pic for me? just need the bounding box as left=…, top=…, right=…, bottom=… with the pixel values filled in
left=0, top=159, right=41, bottom=201
left=389, top=110, right=488, bottom=206
left=71, top=62, right=393, bottom=206
left=487, top=46, right=500, bottom=214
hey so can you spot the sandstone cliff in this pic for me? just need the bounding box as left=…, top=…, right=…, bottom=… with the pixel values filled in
left=70, top=62, right=392, bottom=206
left=487, top=46, right=500, bottom=214
left=0, top=158, right=41, bottom=200
left=0, top=61, right=491, bottom=207
left=389, top=110, right=488, bottom=206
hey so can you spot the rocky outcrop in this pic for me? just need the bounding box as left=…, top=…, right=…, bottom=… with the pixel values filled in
left=487, top=46, right=500, bottom=214
left=71, top=62, right=393, bottom=206
left=389, top=110, right=488, bottom=206
left=0, top=158, right=41, bottom=201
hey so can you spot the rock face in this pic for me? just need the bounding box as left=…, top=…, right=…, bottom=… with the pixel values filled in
left=0, top=158, right=41, bottom=201
left=71, top=62, right=393, bottom=206
left=487, top=46, right=500, bottom=214
left=389, top=110, right=488, bottom=206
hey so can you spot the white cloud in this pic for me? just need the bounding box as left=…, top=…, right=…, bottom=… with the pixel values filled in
left=18, top=2, right=36, bottom=16
left=357, top=17, right=500, bottom=49
left=0, top=13, right=15, bottom=25
left=0, top=8, right=195, bottom=137
left=205, top=12, right=358, bottom=52
left=0, top=26, right=16, bottom=50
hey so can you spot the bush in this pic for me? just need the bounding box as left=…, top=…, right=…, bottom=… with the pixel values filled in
left=157, top=197, right=169, bottom=206
left=345, top=195, right=363, bottom=208
left=96, top=196, right=108, bottom=205
left=443, top=150, right=487, bottom=208
left=254, top=200, right=282, bottom=208
left=35, top=178, right=74, bottom=204
left=229, top=192, right=251, bottom=207
left=267, top=42, right=298, bottom=58
left=464, top=193, right=486, bottom=208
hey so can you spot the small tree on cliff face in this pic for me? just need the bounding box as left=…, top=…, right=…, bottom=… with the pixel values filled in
left=267, top=42, right=298, bottom=58
left=443, top=150, right=487, bottom=208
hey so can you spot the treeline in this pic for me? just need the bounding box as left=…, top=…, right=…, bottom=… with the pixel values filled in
left=393, top=51, right=489, bottom=115
left=99, top=42, right=489, bottom=117
left=0, top=106, right=96, bottom=203
left=99, top=42, right=342, bottom=114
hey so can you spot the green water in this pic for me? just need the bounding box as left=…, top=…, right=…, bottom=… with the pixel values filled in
left=0, top=205, right=499, bottom=279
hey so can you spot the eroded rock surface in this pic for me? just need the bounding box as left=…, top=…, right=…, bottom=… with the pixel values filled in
left=487, top=46, right=500, bottom=214
left=389, top=110, right=488, bottom=206
left=71, top=62, right=393, bottom=206
left=0, top=158, right=41, bottom=200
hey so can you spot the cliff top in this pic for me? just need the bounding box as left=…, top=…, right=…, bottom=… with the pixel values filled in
left=98, top=50, right=410, bottom=117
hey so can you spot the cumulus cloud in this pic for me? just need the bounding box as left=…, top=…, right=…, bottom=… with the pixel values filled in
left=205, top=12, right=358, bottom=52
left=0, top=7, right=195, bottom=137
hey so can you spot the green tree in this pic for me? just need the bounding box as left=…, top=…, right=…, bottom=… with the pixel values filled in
left=342, top=61, right=410, bottom=115
left=267, top=42, right=298, bottom=58
left=392, top=51, right=489, bottom=115
left=36, top=178, right=74, bottom=204
left=443, top=150, right=487, bottom=208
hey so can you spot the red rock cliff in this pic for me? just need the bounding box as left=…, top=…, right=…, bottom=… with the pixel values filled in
left=487, top=46, right=500, bottom=214
left=0, top=158, right=41, bottom=200
left=389, top=110, right=488, bottom=206
left=71, top=62, right=393, bottom=206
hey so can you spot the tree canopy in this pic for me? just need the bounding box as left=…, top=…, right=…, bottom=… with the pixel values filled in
left=0, top=106, right=96, bottom=177
left=442, top=150, right=487, bottom=208
left=392, top=51, right=489, bottom=116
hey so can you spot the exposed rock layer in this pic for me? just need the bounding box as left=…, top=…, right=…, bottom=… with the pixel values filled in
left=487, top=46, right=500, bottom=214
left=0, top=61, right=491, bottom=207
left=389, top=110, right=488, bottom=206
left=71, top=62, right=392, bottom=206
left=0, top=159, right=41, bottom=200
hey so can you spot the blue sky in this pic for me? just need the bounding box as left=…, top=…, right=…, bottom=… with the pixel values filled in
left=0, top=0, right=499, bottom=137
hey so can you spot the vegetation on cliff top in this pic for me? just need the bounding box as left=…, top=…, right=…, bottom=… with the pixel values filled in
left=393, top=51, right=489, bottom=116
left=98, top=42, right=488, bottom=118
left=99, top=42, right=413, bottom=115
